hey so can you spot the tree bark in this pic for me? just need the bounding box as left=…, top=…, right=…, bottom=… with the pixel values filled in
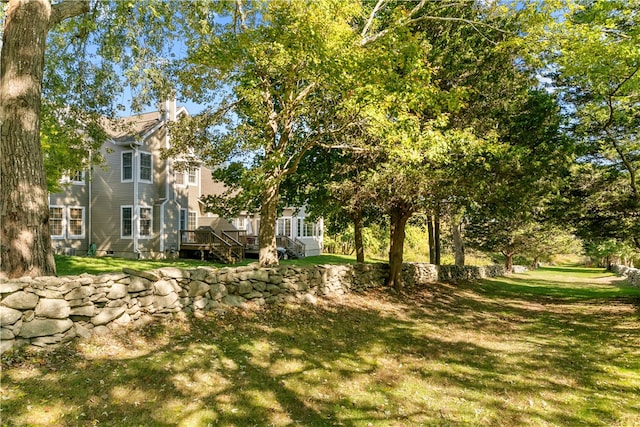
left=452, top=218, right=465, bottom=267
left=503, top=251, right=514, bottom=273
left=434, top=213, right=441, bottom=266
left=387, top=204, right=411, bottom=292
left=0, top=0, right=87, bottom=278
left=353, top=209, right=365, bottom=263
left=258, top=174, right=281, bottom=266
left=531, top=256, right=539, bottom=270
left=427, top=216, right=435, bottom=264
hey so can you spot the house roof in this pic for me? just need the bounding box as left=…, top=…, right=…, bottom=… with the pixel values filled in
left=104, top=106, right=188, bottom=146
left=104, top=111, right=164, bottom=145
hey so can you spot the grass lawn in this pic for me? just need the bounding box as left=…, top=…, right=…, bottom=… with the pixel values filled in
left=2, top=266, right=640, bottom=426
left=54, top=253, right=376, bottom=276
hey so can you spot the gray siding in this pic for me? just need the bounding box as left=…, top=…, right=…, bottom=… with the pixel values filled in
left=49, top=178, right=90, bottom=255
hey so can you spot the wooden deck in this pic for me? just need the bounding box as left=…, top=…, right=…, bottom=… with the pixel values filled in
left=179, top=229, right=306, bottom=263
left=179, top=228, right=244, bottom=263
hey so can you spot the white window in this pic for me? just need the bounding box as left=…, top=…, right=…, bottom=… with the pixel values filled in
left=139, top=207, right=152, bottom=237
left=121, top=206, right=133, bottom=238
left=276, top=218, right=291, bottom=237
left=69, top=170, right=85, bottom=185
left=139, top=152, right=152, bottom=182
left=296, top=218, right=317, bottom=237
left=67, top=207, right=85, bottom=238
left=187, top=168, right=198, bottom=185
left=175, top=171, right=185, bottom=186
left=303, top=220, right=316, bottom=237
left=234, top=217, right=246, bottom=230
left=59, top=170, right=85, bottom=185
left=122, top=152, right=133, bottom=182
left=188, top=211, right=197, bottom=230
left=49, top=207, right=64, bottom=238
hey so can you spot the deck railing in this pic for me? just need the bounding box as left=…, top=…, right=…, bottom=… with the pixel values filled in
left=276, top=235, right=305, bottom=258
left=222, top=229, right=247, bottom=247
left=179, top=229, right=305, bottom=261
left=179, top=229, right=244, bottom=263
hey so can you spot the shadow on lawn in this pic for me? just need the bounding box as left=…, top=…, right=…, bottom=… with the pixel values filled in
left=3, top=274, right=640, bottom=426
left=534, top=266, right=609, bottom=275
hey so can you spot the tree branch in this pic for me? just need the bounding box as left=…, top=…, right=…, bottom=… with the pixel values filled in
left=601, top=66, right=640, bottom=201
left=361, top=0, right=390, bottom=39
left=235, top=0, right=248, bottom=32
left=361, top=12, right=509, bottom=47
left=49, top=0, right=89, bottom=29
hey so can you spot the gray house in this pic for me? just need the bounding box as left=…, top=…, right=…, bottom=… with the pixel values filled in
left=48, top=101, right=323, bottom=261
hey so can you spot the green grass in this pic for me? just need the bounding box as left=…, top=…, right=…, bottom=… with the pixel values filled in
left=54, top=254, right=378, bottom=276
left=2, top=266, right=640, bottom=426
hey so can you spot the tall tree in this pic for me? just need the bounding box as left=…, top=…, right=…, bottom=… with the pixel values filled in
left=537, top=0, right=640, bottom=249
left=1, top=0, right=182, bottom=278
left=280, top=142, right=383, bottom=264
left=167, top=1, right=379, bottom=266
left=358, top=0, right=545, bottom=288
left=1, top=0, right=89, bottom=278
left=464, top=89, right=570, bottom=271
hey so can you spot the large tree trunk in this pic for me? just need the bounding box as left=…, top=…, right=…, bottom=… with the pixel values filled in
left=387, top=204, right=411, bottom=292
left=452, top=218, right=465, bottom=267
left=434, top=213, right=441, bottom=266
left=353, top=209, right=364, bottom=263
left=503, top=251, right=514, bottom=273
left=258, top=174, right=280, bottom=266
left=531, top=256, right=539, bottom=270
left=427, top=216, right=435, bottom=264
left=0, top=0, right=89, bottom=279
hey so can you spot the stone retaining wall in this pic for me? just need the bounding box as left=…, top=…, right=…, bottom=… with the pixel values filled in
left=0, top=262, right=507, bottom=353
left=610, top=264, right=640, bottom=287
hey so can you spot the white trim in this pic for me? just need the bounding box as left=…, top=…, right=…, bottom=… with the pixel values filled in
left=49, top=205, right=65, bottom=239
left=276, top=217, right=292, bottom=238
left=121, top=205, right=134, bottom=239
left=139, top=151, right=153, bottom=184
left=138, top=206, right=153, bottom=239
left=121, top=151, right=133, bottom=183
left=67, top=206, right=86, bottom=239
left=70, top=170, right=85, bottom=185
left=140, top=105, right=188, bottom=141
left=174, top=170, right=187, bottom=187
left=187, top=168, right=198, bottom=186
left=133, top=150, right=139, bottom=252
left=187, top=211, right=197, bottom=230
left=60, top=170, right=85, bottom=186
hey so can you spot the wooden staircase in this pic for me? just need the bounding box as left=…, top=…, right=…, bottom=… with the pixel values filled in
left=180, top=227, right=244, bottom=264
left=276, top=235, right=306, bottom=259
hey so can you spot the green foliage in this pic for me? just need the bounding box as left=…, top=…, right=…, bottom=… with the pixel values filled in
left=554, top=162, right=640, bottom=247
left=40, top=0, right=183, bottom=189
left=533, top=0, right=640, bottom=249
left=167, top=0, right=360, bottom=187
left=585, top=239, right=640, bottom=266
left=464, top=87, right=571, bottom=263
left=324, top=222, right=389, bottom=259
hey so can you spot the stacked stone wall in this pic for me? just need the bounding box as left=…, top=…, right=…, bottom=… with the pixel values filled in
left=610, top=264, right=640, bottom=287
left=1, top=262, right=507, bottom=353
